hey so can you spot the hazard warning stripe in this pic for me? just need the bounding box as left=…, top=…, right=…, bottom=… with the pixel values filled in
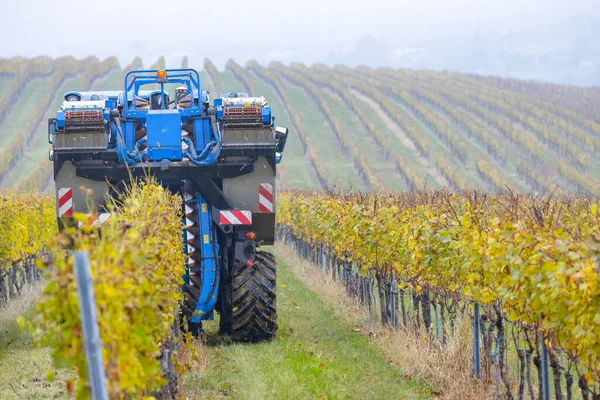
left=219, top=210, right=252, bottom=225
left=258, top=183, right=273, bottom=213
left=78, top=213, right=111, bottom=227
left=58, top=188, right=73, bottom=217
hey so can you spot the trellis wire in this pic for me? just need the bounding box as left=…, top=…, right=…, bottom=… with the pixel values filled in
left=277, top=226, right=596, bottom=399
left=0, top=254, right=45, bottom=308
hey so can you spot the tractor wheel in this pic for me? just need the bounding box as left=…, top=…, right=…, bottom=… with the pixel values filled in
left=230, top=251, right=277, bottom=342
left=217, top=245, right=233, bottom=336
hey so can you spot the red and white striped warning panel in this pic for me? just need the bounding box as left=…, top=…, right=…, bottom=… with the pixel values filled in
left=78, top=213, right=111, bottom=228
left=219, top=210, right=252, bottom=225
left=258, top=183, right=273, bottom=213
left=58, top=188, right=73, bottom=217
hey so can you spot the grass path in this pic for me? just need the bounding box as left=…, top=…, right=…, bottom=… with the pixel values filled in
left=0, top=283, right=73, bottom=399
left=0, top=251, right=433, bottom=399
left=183, top=252, right=430, bottom=399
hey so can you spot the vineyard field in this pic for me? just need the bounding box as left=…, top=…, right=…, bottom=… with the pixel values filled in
left=1, top=55, right=600, bottom=398
left=0, top=56, right=599, bottom=193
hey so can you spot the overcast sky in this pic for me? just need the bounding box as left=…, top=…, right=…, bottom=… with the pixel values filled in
left=0, top=0, right=598, bottom=72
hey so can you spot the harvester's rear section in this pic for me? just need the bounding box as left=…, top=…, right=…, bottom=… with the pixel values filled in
left=48, top=69, right=288, bottom=341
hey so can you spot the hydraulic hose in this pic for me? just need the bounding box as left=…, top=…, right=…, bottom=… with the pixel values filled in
left=113, top=111, right=221, bottom=165
left=181, top=137, right=219, bottom=165
left=112, top=118, right=147, bottom=164
left=181, top=113, right=222, bottom=166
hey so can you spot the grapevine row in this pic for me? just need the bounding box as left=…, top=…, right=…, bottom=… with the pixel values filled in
left=355, top=69, right=469, bottom=164
left=203, top=58, right=222, bottom=97
left=0, top=58, right=90, bottom=181
left=248, top=61, right=329, bottom=189
left=290, top=64, right=396, bottom=190
left=300, top=64, right=425, bottom=190
left=516, top=158, right=563, bottom=194
left=3, top=57, right=121, bottom=188
left=368, top=68, right=525, bottom=191
left=121, top=56, right=143, bottom=82
left=461, top=73, right=600, bottom=137
left=0, top=56, right=56, bottom=126
left=398, top=69, right=592, bottom=191
left=80, top=56, right=120, bottom=91
left=343, top=69, right=497, bottom=192
left=462, top=74, right=596, bottom=162
left=225, top=59, right=255, bottom=95
left=375, top=68, right=508, bottom=165
left=313, top=65, right=428, bottom=189
left=0, top=57, right=27, bottom=74
left=273, top=63, right=381, bottom=190
left=325, top=66, right=456, bottom=188
left=371, top=69, right=544, bottom=191
left=0, top=193, right=54, bottom=265
left=327, top=65, right=431, bottom=162
left=557, top=159, right=600, bottom=194
left=436, top=72, right=600, bottom=190
left=409, top=70, right=547, bottom=163
left=475, top=158, right=510, bottom=192
left=435, top=156, right=467, bottom=191
left=32, top=179, right=189, bottom=398
left=278, top=191, right=600, bottom=388
left=0, top=193, right=54, bottom=305
left=148, top=55, right=166, bottom=70
left=17, top=157, right=52, bottom=193
left=0, top=59, right=84, bottom=181
left=422, top=71, right=588, bottom=170
left=349, top=67, right=511, bottom=190
left=443, top=71, right=600, bottom=152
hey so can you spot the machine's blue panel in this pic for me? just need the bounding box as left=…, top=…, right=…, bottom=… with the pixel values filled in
left=146, top=110, right=182, bottom=160
left=57, top=111, right=65, bottom=128
left=191, top=193, right=219, bottom=322
left=123, top=120, right=137, bottom=151
left=262, top=105, right=271, bottom=124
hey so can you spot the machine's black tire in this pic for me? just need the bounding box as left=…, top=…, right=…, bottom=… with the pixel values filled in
left=217, top=245, right=233, bottom=336
left=231, top=251, right=277, bottom=342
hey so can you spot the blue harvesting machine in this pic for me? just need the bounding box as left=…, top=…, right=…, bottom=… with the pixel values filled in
left=49, top=68, right=289, bottom=342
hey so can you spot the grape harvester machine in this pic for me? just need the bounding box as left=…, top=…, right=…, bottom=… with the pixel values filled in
left=48, top=68, right=288, bottom=341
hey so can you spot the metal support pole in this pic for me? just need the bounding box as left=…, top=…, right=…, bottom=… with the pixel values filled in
left=389, top=272, right=396, bottom=328
left=33, top=259, right=38, bottom=282
left=435, top=303, right=440, bottom=343
left=370, top=276, right=377, bottom=306
left=472, top=303, right=481, bottom=379
left=320, top=245, right=324, bottom=270
left=74, top=251, right=108, bottom=400
left=362, top=276, right=367, bottom=306
left=540, top=330, right=551, bottom=400
left=493, top=334, right=501, bottom=398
